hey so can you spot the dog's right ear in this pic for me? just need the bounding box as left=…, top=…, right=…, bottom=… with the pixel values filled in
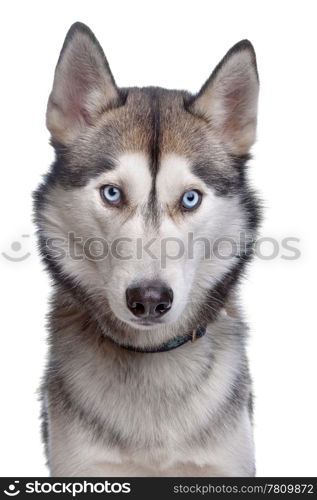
left=46, top=22, right=120, bottom=146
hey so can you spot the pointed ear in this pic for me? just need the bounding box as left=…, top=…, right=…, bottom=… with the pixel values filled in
left=46, top=22, right=120, bottom=145
left=189, top=40, right=259, bottom=156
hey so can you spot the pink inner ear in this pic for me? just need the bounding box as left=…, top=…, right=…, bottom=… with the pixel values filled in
left=223, top=85, right=250, bottom=131
left=78, top=105, right=93, bottom=126
left=225, top=89, right=242, bottom=113
left=67, top=82, right=95, bottom=126
left=66, top=95, right=94, bottom=127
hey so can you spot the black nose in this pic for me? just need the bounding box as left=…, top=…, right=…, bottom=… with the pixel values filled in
left=126, top=281, right=173, bottom=320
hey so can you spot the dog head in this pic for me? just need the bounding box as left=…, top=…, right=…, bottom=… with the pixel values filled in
left=35, top=23, right=259, bottom=341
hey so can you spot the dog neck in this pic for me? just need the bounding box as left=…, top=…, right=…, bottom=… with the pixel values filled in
left=101, top=325, right=207, bottom=353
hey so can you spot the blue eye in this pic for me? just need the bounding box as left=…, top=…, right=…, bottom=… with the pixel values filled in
left=101, top=185, right=122, bottom=204
left=181, top=190, right=202, bottom=210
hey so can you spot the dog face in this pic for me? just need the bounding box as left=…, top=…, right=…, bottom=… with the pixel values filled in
left=35, top=23, right=259, bottom=335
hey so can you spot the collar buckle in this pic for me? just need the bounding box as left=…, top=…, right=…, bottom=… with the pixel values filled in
left=191, top=328, right=197, bottom=342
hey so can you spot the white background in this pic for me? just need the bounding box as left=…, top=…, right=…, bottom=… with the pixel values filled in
left=0, top=0, right=316, bottom=477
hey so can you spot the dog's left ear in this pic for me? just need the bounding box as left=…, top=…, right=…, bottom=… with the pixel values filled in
left=189, top=40, right=259, bottom=156
left=47, top=22, right=120, bottom=145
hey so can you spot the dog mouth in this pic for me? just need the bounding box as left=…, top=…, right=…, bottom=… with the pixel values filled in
left=129, top=318, right=164, bottom=328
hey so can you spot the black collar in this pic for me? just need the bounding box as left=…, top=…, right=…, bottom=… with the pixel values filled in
left=105, top=326, right=207, bottom=353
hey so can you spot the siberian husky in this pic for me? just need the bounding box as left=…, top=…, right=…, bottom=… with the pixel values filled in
left=34, top=22, right=260, bottom=476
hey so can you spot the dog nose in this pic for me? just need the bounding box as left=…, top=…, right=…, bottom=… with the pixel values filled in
left=126, top=281, right=173, bottom=320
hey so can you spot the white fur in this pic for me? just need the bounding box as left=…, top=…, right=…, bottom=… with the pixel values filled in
left=47, top=313, right=254, bottom=477
left=40, top=152, right=249, bottom=341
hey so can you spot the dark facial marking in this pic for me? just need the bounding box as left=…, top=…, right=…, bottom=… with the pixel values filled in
left=192, top=160, right=240, bottom=196
left=144, top=88, right=162, bottom=226
left=148, top=88, right=161, bottom=177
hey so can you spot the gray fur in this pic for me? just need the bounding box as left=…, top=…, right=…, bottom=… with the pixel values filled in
left=35, top=22, right=260, bottom=477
